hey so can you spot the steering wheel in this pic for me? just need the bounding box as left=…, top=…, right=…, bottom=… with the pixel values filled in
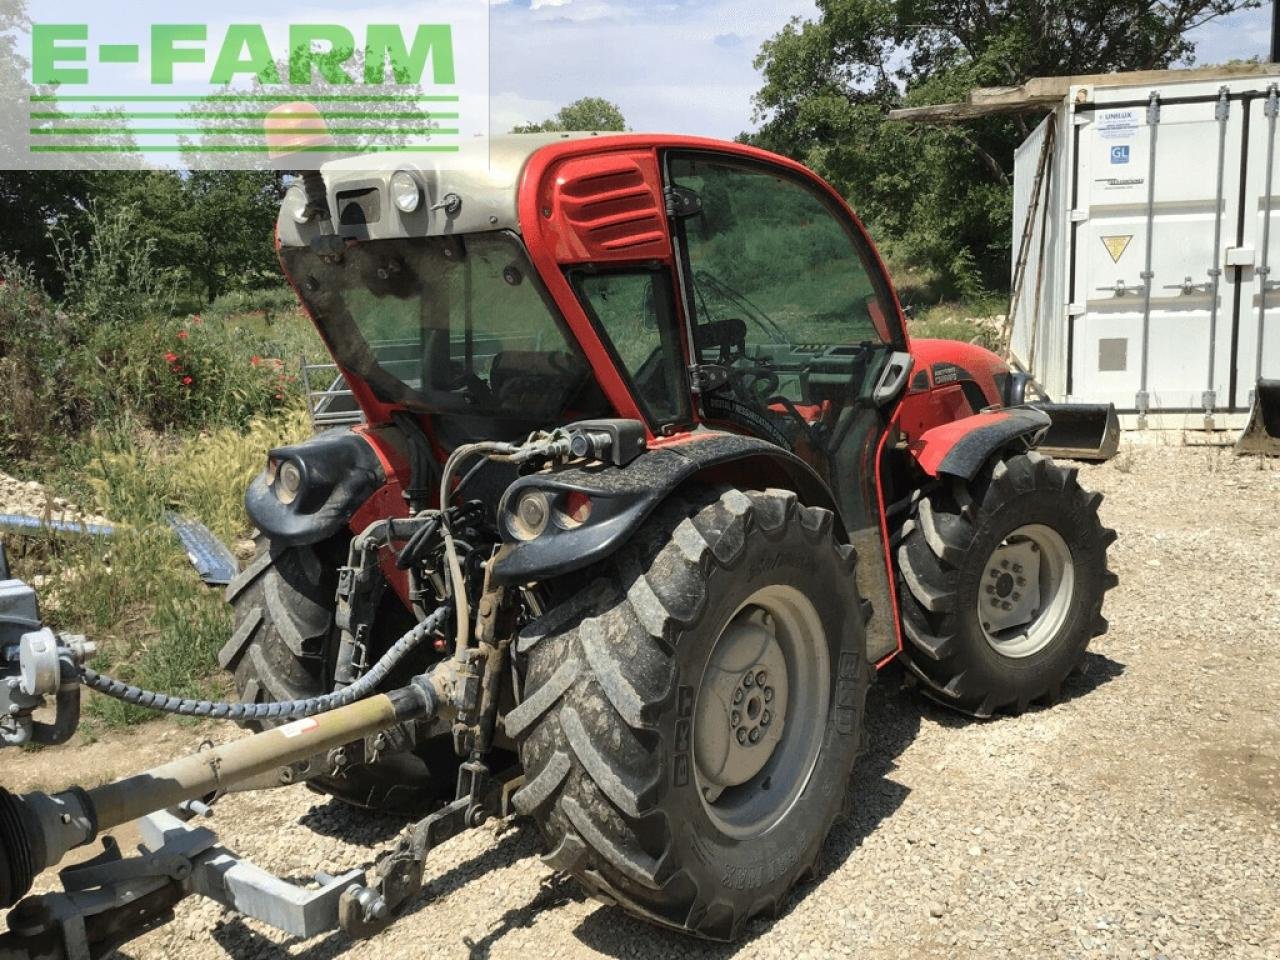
left=440, top=359, right=496, bottom=406
left=729, top=365, right=780, bottom=404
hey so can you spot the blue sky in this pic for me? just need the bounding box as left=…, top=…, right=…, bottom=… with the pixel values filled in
left=490, top=0, right=1275, bottom=138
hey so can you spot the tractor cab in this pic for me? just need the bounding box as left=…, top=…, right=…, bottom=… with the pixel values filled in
left=278, top=135, right=913, bottom=542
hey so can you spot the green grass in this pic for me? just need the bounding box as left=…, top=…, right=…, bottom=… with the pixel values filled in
left=7, top=405, right=313, bottom=728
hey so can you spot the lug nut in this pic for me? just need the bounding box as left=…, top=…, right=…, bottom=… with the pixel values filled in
left=989, top=569, right=999, bottom=579
left=749, top=728, right=762, bottom=744
left=1012, top=592, right=1021, bottom=602
left=756, top=670, right=767, bottom=687
left=1012, top=563, right=1023, bottom=574
left=990, top=598, right=999, bottom=607
left=763, top=687, right=774, bottom=703
left=731, top=710, right=741, bottom=726
left=733, top=688, right=744, bottom=704
left=1031, top=543, right=1040, bottom=553
left=1017, top=576, right=1026, bottom=586
left=1002, top=601, right=1012, bottom=610
left=736, top=728, right=748, bottom=745
left=761, top=710, right=771, bottom=726
left=1001, top=559, right=1010, bottom=569
left=743, top=672, right=755, bottom=688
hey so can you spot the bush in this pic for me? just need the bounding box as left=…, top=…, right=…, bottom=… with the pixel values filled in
left=72, top=314, right=303, bottom=432
left=51, top=204, right=179, bottom=330
left=0, top=256, right=88, bottom=456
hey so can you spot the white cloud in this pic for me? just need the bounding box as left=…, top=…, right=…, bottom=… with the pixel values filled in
left=1187, top=5, right=1270, bottom=65
left=491, top=0, right=818, bottom=138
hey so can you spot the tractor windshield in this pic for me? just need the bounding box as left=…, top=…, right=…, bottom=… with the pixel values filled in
left=280, top=233, right=607, bottom=424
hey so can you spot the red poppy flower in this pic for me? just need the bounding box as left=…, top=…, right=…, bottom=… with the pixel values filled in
left=181, top=376, right=193, bottom=385
left=250, top=355, right=261, bottom=367
left=177, top=330, right=188, bottom=340
left=164, top=351, right=178, bottom=363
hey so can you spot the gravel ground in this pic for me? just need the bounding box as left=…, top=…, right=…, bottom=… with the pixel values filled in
left=8, top=444, right=1279, bottom=959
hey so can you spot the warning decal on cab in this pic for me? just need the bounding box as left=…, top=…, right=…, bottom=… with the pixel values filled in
left=1101, top=235, right=1133, bottom=264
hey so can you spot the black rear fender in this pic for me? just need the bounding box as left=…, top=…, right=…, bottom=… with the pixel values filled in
left=489, top=432, right=842, bottom=585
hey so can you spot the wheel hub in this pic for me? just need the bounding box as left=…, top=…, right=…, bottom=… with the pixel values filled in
left=982, top=539, right=1042, bottom=632
left=693, top=609, right=788, bottom=800
left=978, top=524, right=1076, bottom=659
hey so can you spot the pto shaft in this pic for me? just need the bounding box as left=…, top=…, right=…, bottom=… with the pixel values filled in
left=0, top=673, right=444, bottom=910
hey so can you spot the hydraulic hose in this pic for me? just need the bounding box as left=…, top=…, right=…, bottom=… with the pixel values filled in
left=78, top=606, right=450, bottom=721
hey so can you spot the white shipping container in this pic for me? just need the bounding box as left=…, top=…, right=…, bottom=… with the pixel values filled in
left=1009, top=68, right=1280, bottom=429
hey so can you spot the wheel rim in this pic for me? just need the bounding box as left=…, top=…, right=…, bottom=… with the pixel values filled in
left=977, top=523, right=1076, bottom=659
left=692, top=585, right=831, bottom=839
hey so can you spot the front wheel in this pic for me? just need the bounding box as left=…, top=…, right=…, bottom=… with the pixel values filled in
left=508, top=488, right=869, bottom=940
left=896, top=451, right=1118, bottom=717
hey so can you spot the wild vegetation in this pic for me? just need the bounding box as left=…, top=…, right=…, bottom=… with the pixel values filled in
left=0, top=204, right=321, bottom=732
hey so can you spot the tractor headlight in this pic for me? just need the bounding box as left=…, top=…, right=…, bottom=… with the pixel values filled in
left=511, top=490, right=550, bottom=541
left=273, top=459, right=304, bottom=506
left=390, top=170, right=422, bottom=214
left=284, top=185, right=311, bottom=225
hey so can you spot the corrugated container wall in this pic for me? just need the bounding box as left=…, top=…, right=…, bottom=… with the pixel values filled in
left=1010, top=71, right=1280, bottom=429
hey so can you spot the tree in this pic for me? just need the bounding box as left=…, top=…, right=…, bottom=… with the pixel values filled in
left=751, top=1, right=1259, bottom=294
left=513, top=96, right=627, bottom=133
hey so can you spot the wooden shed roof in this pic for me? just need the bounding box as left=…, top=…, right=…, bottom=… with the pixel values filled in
left=889, top=63, right=1280, bottom=124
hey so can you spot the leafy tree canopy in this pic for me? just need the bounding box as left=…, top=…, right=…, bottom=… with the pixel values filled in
left=751, top=0, right=1259, bottom=294
left=513, top=96, right=627, bottom=133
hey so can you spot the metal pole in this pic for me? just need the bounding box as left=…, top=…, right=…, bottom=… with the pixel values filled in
left=1205, top=87, right=1231, bottom=423
left=1137, top=91, right=1161, bottom=426
left=1272, top=0, right=1280, bottom=63
left=1257, top=85, right=1278, bottom=391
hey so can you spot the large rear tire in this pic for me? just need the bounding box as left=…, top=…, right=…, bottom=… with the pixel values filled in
left=221, top=538, right=458, bottom=815
left=509, top=488, right=869, bottom=940
left=896, top=451, right=1117, bottom=717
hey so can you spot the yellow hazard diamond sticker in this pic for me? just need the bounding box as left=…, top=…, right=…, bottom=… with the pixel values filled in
left=1101, top=235, right=1133, bottom=263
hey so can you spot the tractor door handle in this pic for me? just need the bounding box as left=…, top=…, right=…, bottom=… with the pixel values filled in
left=871, top=351, right=914, bottom=407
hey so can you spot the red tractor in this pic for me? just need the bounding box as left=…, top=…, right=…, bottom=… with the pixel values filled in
left=224, top=133, right=1117, bottom=939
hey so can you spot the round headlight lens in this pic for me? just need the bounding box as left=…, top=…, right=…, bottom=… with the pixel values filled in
left=390, top=170, right=422, bottom=213
left=276, top=460, right=303, bottom=505
left=284, top=185, right=310, bottom=224
left=511, top=490, right=550, bottom=541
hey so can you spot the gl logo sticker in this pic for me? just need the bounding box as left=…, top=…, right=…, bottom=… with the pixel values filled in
left=1110, top=145, right=1131, bottom=165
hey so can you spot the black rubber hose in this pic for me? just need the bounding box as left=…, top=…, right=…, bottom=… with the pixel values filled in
left=78, top=606, right=450, bottom=721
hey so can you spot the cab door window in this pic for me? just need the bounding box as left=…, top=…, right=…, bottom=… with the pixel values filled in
left=667, top=153, right=900, bottom=442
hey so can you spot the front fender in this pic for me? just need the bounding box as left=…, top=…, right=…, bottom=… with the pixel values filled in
left=245, top=429, right=384, bottom=547
left=489, top=432, right=839, bottom=585
left=907, top=407, right=1051, bottom=481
